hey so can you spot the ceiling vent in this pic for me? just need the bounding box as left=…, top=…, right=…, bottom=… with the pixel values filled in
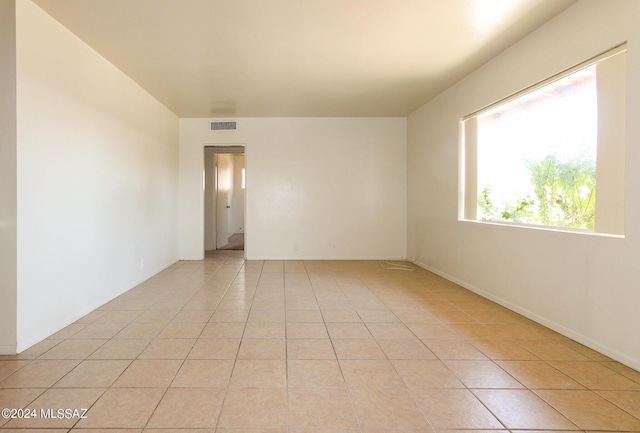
left=210, top=121, right=237, bottom=131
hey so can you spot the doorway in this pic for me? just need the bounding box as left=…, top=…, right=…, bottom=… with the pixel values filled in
left=204, top=145, right=245, bottom=252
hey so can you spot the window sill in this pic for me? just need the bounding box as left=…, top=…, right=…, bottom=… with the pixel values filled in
left=458, top=218, right=625, bottom=239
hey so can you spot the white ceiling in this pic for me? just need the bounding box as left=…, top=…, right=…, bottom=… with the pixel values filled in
left=32, top=0, right=577, bottom=118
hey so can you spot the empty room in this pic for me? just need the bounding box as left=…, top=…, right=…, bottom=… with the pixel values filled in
left=1, top=0, right=640, bottom=431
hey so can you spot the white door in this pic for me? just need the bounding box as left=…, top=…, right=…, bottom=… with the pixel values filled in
left=216, top=153, right=233, bottom=249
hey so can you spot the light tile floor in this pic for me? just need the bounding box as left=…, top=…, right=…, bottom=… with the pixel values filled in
left=1, top=251, right=640, bottom=432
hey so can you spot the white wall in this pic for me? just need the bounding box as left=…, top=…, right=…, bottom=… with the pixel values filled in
left=180, top=118, right=407, bottom=260
left=13, top=0, right=179, bottom=352
left=0, top=0, right=18, bottom=354
left=407, top=0, right=640, bottom=369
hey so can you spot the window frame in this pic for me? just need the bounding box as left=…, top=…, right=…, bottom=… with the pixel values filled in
left=459, top=43, right=627, bottom=236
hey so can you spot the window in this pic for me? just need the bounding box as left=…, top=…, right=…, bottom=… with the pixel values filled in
left=461, top=45, right=626, bottom=235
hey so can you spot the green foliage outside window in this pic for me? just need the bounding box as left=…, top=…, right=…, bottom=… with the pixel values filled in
left=479, top=154, right=596, bottom=230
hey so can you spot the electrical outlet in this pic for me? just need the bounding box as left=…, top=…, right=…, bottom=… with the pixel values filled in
left=293, top=243, right=299, bottom=251
left=140, top=259, right=145, bottom=269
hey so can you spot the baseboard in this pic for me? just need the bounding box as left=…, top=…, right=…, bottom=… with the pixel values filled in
left=413, top=259, right=640, bottom=372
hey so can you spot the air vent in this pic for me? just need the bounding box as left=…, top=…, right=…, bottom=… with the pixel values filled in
left=210, top=121, right=237, bottom=131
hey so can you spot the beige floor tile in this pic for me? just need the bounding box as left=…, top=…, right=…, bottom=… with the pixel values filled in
left=138, top=338, right=195, bottom=359
left=134, top=309, right=177, bottom=322
left=171, top=359, right=234, bottom=388
left=422, top=339, right=488, bottom=360
left=0, top=360, right=30, bottom=381
left=604, top=361, right=640, bottom=383
left=0, top=388, right=45, bottom=424
left=391, top=359, right=464, bottom=389
left=362, top=429, right=436, bottom=433
left=216, top=427, right=284, bottom=433
left=114, top=322, right=166, bottom=339
left=54, top=360, right=130, bottom=388
left=146, top=388, right=225, bottom=428
left=327, top=323, right=372, bottom=339
left=549, top=361, right=640, bottom=390
left=0, top=360, right=80, bottom=388
left=507, top=431, right=575, bottom=433
left=321, top=310, right=362, bottom=323
left=248, top=309, right=286, bottom=323
left=412, top=388, right=503, bottom=430
left=218, top=388, right=288, bottom=428
left=188, top=339, right=241, bottom=359
left=7, top=258, right=640, bottom=433
left=200, top=322, right=245, bottom=339
left=287, top=323, right=329, bottom=339
left=244, top=322, right=286, bottom=338
left=286, top=339, right=337, bottom=360
left=444, top=360, right=524, bottom=389
left=284, top=297, right=318, bottom=308
left=286, top=309, right=324, bottom=322
left=288, top=359, right=346, bottom=388
left=340, top=359, right=404, bottom=388
left=356, top=309, right=401, bottom=323
left=73, top=309, right=108, bottom=324
left=70, top=429, right=142, bottom=433
left=392, top=310, right=440, bottom=323
left=94, top=310, right=143, bottom=324
left=88, top=339, right=151, bottom=360
left=107, top=299, right=155, bottom=311
left=448, top=323, right=494, bottom=339
left=49, top=323, right=86, bottom=339
left=536, top=389, right=640, bottom=431
left=217, top=299, right=253, bottom=310
left=560, top=339, right=613, bottom=362
left=157, top=322, right=205, bottom=339
left=466, top=309, right=525, bottom=324
left=4, top=387, right=104, bottom=429
left=75, top=388, right=164, bottom=428
left=113, top=359, right=181, bottom=387
left=597, top=390, right=640, bottom=419
left=349, top=387, right=430, bottom=429
left=517, top=340, right=591, bottom=361
left=284, top=261, right=307, bottom=272
left=289, top=388, right=359, bottom=428
left=481, top=322, right=545, bottom=339
left=238, top=338, right=286, bottom=359
left=432, top=310, right=481, bottom=324
left=472, top=339, right=539, bottom=360
left=413, top=299, right=455, bottom=312
left=497, top=360, right=585, bottom=389
left=366, top=323, right=415, bottom=339
left=405, top=322, right=462, bottom=339
left=377, top=339, right=436, bottom=360
left=38, top=339, right=107, bottom=360
left=184, top=298, right=219, bottom=310
left=332, top=339, right=385, bottom=360
left=209, top=310, right=250, bottom=323
left=347, top=299, right=382, bottom=312
left=229, top=359, right=287, bottom=388
left=474, top=389, right=577, bottom=430
left=262, top=261, right=284, bottom=273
